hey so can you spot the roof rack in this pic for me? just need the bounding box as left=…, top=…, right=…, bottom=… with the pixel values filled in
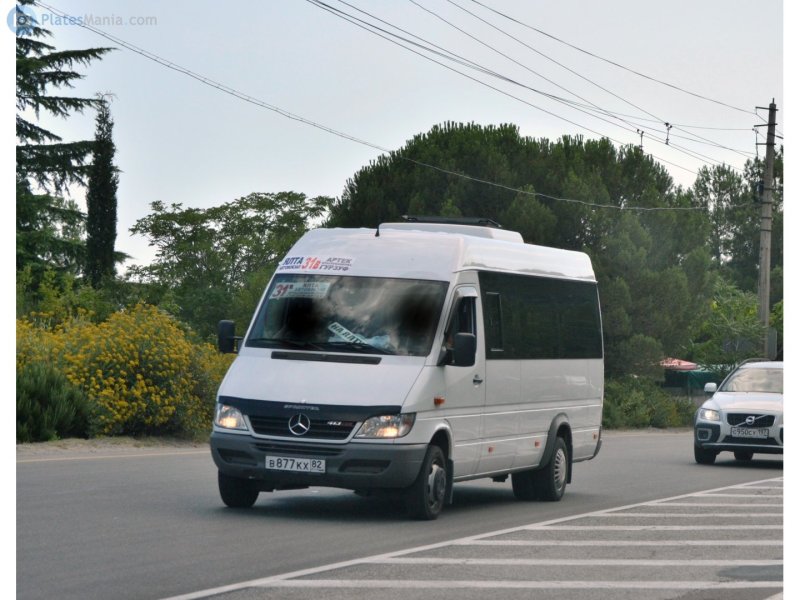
left=401, top=215, right=502, bottom=229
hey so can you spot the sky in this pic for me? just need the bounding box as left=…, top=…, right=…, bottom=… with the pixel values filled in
left=7, top=0, right=786, bottom=269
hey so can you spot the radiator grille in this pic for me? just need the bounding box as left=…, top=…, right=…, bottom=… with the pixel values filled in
left=249, top=415, right=356, bottom=440
left=726, top=414, right=775, bottom=427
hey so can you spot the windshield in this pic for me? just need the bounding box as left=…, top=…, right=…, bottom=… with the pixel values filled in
left=720, top=367, right=783, bottom=393
left=246, top=274, right=448, bottom=356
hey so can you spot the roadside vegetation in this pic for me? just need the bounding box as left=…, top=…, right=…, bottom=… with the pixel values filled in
left=15, top=3, right=782, bottom=441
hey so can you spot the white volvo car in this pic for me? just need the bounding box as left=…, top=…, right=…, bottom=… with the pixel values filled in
left=694, top=360, right=783, bottom=464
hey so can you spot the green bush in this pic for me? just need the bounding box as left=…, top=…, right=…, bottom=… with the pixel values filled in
left=17, top=304, right=234, bottom=440
left=17, top=362, right=90, bottom=442
left=603, top=377, right=695, bottom=429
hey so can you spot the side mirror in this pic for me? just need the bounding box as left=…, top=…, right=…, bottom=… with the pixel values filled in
left=218, top=320, right=238, bottom=354
left=452, top=333, right=477, bottom=367
left=704, top=382, right=717, bottom=394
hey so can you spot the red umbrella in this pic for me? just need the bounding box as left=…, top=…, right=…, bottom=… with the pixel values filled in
left=660, top=358, right=698, bottom=371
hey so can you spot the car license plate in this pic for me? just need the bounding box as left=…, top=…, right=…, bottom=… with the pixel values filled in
left=265, top=456, right=325, bottom=473
left=731, top=427, right=769, bottom=439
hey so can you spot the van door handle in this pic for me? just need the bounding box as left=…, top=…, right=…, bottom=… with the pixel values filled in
left=473, top=375, right=484, bottom=385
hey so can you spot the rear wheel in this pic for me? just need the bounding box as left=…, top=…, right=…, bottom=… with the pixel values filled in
left=218, top=472, right=259, bottom=508
left=694, top=444, right=717, bottom=465
left=405, top=445, right=447, bottom=520
left=532, top=437, right=569, bottom=502
left=734, top=450, right=754, bottom=461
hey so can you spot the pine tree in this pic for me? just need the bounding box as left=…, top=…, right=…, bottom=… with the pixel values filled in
left=16, top=1, right=113, bottom=191
left=85, top=98, right=119, bottom=287
left=15, top=1, right=112, bottom=279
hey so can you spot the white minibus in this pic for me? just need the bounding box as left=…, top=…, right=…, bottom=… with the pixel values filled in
left=211, top=219, right=604, bottom=519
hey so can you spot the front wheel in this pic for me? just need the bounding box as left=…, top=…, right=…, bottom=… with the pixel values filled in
left=532, top=437, right=569, bottom=502
left=405, top=445, right=447, bottom=520
left=218, top=472, right=259, bottom=508
left=694, top=444, right=717, bottom=465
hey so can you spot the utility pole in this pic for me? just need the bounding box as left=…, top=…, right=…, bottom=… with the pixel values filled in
left=755, top=100, right=777, bottom=358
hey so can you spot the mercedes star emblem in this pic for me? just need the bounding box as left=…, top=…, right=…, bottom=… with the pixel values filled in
left=288, top=413, right=311, bottom=436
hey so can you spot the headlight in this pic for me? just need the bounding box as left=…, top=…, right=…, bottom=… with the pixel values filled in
left=698, top=408, right=720, bottom=422
left=356, top=414, right=415, bottom=439
left=214, top=403, right=248, bottom=430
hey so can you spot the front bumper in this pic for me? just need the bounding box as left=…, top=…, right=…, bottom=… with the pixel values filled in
left=694, top=420, right=783, bottom=455
left=211, top=430, right=428, bottom=491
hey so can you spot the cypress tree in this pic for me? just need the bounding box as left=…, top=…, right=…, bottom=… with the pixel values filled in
left=85, top=98, right=119, bottom=287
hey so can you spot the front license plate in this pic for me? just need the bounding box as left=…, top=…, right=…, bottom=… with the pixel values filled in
left=265, top=456, right=325, bottom=473
left=731, top=427, right=769, bottom=439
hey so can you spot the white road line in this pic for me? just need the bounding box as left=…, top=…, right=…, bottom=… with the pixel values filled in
left=160, top=475, right=784, bottom=600
left=698, top=493, right=782, bottom=498
left=591, top=512, right=782, bottom=518
left=526, top=525, right=782, bottom=531
left=370, top=557, right=783, bottom=567
left=457, top=540, right=782, bottom=547
left=252, top=580, right=783, bottom=590
left=648, top=502, right=784, bottom=507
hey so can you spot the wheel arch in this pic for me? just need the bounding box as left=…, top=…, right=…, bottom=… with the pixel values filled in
left=429, top=426, right=452, bottom=458
left=541, top=414, right=573, bottom=483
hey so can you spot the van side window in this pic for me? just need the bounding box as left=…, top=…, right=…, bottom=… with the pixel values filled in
left=484, top=292, right=504, bottom=353
left=478, top=271, right=602, bottom=360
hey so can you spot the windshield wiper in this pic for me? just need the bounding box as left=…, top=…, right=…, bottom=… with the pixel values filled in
left=247, top=337, right=324, bottom=351
left=323, top=340, right=393, bottom=355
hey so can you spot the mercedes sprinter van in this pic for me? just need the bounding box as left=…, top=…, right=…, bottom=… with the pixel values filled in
left=210, top=220, right=604, bottom=519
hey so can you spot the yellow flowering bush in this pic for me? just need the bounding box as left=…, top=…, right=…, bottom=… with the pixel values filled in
left=184, top=342, right=235, bottom=435
left=16, top=317, right=65, bottom=373
left=17, top=303, right=234, bottom=438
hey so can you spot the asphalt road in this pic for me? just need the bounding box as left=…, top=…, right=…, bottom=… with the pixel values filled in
left=16, top=430, right=784, bottom=600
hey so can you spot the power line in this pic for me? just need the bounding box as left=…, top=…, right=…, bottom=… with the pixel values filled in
left=468, top=0, right=757, bottom=116
left=31, top=1, right=729, bottom=214
left=407, top=0, right=640, bottom=129
left=321, top=0, right=748, bottom=171
left=442, top=1, right=672, bottom=136
left=443, top=0, right=754, bottom=161
left=310, top=0, right=709, bottom=175
left=507, top=91, right=755, bottom=155
left=308, top=3, right=623, bottom=139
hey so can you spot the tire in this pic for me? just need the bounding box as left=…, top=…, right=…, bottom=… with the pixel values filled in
left=532, top=437, right=569, bottom=502
left=218, top=471, right=259, bottom=508
left=405, top=445, right=447, bottom=520
left=734, top=450, right=754, bottom=461
left=694, top=444, right=717, bottom=465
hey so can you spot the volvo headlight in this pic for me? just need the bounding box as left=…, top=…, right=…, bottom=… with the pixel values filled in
left=214, top=403, right=248, bottom=430
left=355, top=414, right=415, bottom=439
left=698, top=408, right=720, bottom=422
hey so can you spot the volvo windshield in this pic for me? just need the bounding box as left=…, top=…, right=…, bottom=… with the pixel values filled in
left=721, top=367, right=783, bottom=393
left=246, top=274, right=448, bottom=356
